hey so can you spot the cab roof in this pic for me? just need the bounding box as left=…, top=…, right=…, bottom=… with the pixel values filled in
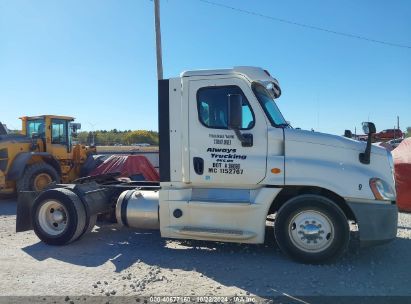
left=180, top=66, right=271, bottom=80
left=20, top=115, right=75, bottom=121
left=180, top=66, right=281, bottom=98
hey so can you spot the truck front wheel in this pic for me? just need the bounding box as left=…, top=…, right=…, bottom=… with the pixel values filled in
left=32, top=188, right=86, bottom=245
left=274, top=194, right=349, bottom=264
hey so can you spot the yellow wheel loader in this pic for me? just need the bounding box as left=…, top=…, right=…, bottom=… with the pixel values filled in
left=0, top=115, right=96, bottom=196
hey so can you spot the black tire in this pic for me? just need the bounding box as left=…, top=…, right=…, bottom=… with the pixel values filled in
left=32, top=188, right=87, bottom=245
left=274, top=194, right=349, bottom=264
left=17, top=162, right=59, bottom=193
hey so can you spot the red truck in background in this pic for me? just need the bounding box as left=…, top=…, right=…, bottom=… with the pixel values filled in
left=374, top=128, right=403, bottom=141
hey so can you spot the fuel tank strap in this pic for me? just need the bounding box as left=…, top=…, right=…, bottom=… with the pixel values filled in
left=121, top=190, right=134, bottom=227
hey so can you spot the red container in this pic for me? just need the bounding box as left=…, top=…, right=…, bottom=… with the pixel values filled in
left=91, top=155, right=159, bottom=182
left=392, top=138, right=411, bottom=212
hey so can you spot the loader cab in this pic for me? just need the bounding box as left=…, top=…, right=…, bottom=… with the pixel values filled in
left=21, top=115, right=76, bottom=158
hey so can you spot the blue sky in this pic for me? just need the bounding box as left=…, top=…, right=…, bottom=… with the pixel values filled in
left=1, top=0, right=410, bottom=135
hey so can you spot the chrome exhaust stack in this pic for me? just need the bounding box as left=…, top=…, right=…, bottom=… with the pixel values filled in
left=115, top=190, right=160, bottom=229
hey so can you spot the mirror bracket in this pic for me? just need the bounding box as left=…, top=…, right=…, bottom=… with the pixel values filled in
left=234, top=129, right=253, bottom=147
left=359, top=122, right=376, bottom=165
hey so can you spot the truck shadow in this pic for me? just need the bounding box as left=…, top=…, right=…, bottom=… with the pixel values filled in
left=0, top=198, right=17, bottom=215
left=22, top=223, right=411, bottom=296
left=22, top=224, right=280, bottom=269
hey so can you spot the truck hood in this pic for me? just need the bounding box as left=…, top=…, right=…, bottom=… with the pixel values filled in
left=282, top=128, right=393, bottom=200
left=285, top=128, right=387, bottom=156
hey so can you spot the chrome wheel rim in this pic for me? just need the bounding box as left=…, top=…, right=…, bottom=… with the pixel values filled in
left=288, top=210, right=334, bottom=253
left=38, top=200, right=68, bottom=236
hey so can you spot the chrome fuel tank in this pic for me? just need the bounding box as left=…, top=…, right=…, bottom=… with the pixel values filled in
left=115, top=190, right=160, bottom=229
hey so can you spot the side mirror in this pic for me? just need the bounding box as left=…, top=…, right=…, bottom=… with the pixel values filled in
left=228, top=94, right=242, bottom=130
left=70, top=123, right=81, bottom=138
left=359, top=122, right=377, bottom=165
left=227, top=94, right=253, bottom=147
left=344, top=130, right=353, bottom=138
left=70, top=123, right=82, bottom=132
left=362, top=122, right=376, bottom=135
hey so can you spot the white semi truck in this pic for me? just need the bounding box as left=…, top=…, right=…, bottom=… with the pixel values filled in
left=16, top=67, right=398, bottom=263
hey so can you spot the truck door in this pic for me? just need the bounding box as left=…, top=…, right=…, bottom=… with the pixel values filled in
left=48, top=119, right=71, bottom=159
left=188, top=78, right=268, bottom=186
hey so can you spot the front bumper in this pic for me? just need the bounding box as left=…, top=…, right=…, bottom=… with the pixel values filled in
left=347, top=201, right=398, bottom=247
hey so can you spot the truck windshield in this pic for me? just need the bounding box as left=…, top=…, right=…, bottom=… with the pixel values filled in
left=252, top=83, right=287, bottom=127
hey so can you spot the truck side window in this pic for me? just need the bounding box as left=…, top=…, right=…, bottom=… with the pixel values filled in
left=197, top=86, right=254, bottom=130
left=51, top=119, right=68, bottom=144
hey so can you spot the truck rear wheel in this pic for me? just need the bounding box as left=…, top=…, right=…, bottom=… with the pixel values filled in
left=32, top=188, right=86, bottom=245
left=274, top=194, right=349, bottom=264
left=17, top=162, right=59, bottom=193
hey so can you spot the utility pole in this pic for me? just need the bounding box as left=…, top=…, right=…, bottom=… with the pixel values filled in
left=394, top=125, right=396, bottom=141
left=154, top=0, right=163, bottom=80
left=395, top=116, right=400, bottom=140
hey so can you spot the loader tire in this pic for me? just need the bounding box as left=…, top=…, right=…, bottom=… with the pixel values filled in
left=32, top=188, right=87, bottom=245
left=274, top=194, right=349, bottom=264
left=17, top=162, right=59, bottom=193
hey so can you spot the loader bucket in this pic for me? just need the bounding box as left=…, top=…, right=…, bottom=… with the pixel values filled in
left=16, top=191, right=40, bottom=232
left=0, top=122, right=7, bottom=135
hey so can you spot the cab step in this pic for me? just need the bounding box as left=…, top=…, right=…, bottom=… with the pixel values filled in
left=172, top=226, right=256, bottom=240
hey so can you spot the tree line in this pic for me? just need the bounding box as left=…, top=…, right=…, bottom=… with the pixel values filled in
left=7, top=126, right=411, bottom=143
left=76, top=129, right=159, bottom=146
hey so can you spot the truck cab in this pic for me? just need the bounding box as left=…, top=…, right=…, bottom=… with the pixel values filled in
left=20, top=67, right=398, bottom=263
left=21, top=115, right=77, bottom=158
left=153, top=67, right=397, bottom=259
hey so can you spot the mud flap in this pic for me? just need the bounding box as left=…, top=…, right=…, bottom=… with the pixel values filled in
left=16, top=191, right=40, bottom=232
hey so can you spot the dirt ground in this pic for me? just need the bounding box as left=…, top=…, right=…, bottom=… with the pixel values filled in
left=1, top=198, right=411, bottom=301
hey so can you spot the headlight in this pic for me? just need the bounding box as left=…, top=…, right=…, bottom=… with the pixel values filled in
left=369, top=178, right=396, bottom=201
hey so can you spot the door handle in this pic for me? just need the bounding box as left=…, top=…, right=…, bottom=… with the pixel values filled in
left=193, top=157, right=204, bottom=175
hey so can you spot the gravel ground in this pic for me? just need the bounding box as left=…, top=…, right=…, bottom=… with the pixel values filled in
left=1, top=198, right=411, bottom=299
